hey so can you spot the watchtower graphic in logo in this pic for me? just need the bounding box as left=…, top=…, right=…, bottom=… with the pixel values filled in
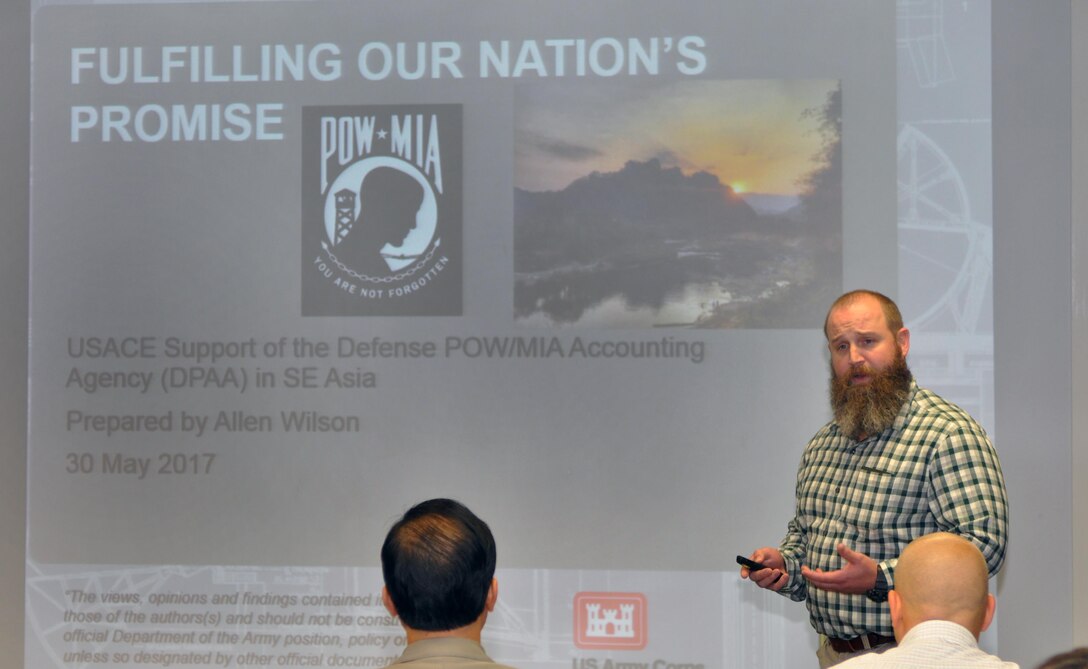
left=302, top=104, right=462, bottom=315
left=573, top=592, right=647, bottom=650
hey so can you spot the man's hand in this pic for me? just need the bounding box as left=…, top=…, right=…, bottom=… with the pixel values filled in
left=801, top=543, right=878, bottom=594
left=740, top=547, right=788, bottom=591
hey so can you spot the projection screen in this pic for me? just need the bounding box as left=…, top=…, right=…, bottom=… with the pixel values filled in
left=26, top=1, right=994, bottom=667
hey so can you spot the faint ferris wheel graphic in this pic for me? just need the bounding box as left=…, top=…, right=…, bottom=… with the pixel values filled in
left=897, top=0, right=955, bottom=89
left=895, top=0, right=991, bottom=334
left=897, top=124, right=991, bottom=334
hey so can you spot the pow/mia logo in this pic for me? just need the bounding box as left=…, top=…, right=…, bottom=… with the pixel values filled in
left=302, top=104, right=462, bottom=315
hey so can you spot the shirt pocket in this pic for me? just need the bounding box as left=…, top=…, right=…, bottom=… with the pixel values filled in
left=849, top=450, right=929, bottom=542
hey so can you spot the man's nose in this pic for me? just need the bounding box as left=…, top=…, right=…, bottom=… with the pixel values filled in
left=848, top=345, right=865, bottom=365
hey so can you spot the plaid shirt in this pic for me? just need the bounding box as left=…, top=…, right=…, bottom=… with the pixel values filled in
left=778, top=381, right=1008, bottom=639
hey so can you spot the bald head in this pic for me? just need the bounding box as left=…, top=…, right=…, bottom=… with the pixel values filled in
left=891, top=533, right=994, bottom=638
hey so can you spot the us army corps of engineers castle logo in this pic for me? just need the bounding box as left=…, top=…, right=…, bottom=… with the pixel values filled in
left=302, top=105, right=462, bottom=315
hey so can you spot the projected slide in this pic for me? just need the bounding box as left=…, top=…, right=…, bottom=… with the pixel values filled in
left=23, top=2, right=935, bottom=668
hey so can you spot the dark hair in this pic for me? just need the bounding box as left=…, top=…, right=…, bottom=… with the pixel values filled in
left=1037, top=648, right=1088, bottom=669
left=380, top=498, right=497, bottom=631
left=824, top=289, right=905, bottom=338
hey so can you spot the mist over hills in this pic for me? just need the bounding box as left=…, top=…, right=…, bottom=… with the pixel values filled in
left=514, top=85, right=841, bottom=327
left=515, top=158, right=762, bottom=273
left=513, top=156, right=841, bottom=327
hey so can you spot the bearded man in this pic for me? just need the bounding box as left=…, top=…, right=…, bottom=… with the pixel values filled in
left=741, top=290, right=1008, bottom=668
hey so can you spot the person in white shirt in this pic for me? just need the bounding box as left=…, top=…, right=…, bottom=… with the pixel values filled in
left=835, top=532, right=1017, bottom=668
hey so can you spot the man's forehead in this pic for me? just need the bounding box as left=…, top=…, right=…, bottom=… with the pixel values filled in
left=827, top=298, right=890, bottom=336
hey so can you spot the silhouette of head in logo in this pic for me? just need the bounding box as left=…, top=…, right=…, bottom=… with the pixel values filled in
left=349, top=167, right=425, bottom=273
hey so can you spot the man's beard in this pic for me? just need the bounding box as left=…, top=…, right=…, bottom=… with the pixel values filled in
left=830, top=353, right=913, bottom=440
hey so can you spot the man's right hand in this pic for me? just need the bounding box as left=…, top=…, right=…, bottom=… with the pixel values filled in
left=741, top=547, right=788, bottom=591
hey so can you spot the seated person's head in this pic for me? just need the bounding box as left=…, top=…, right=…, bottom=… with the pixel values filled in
left=380, top=498, right=497, bottom=633
left=890, top=532, right=995, bottom=640
left=1037, top=648, right=1088, bottom=669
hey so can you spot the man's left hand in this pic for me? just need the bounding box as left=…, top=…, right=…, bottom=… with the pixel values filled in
left=800, top=543, right=878, bottom=594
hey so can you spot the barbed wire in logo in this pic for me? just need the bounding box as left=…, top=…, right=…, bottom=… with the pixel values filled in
left=320, top=239, right=441, bottom=284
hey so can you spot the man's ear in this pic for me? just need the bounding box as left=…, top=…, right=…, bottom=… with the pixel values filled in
left=888, top=590, right=904, bottom=640
left=897, top=327, right=910, bottom=357
left=485, top=579, right=498, bottom=613
left=382, top=587, right=398, bottom=617
left=980, top=593, right=996, bottom=633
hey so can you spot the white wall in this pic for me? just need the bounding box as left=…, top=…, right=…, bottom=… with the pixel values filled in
left=0, top=0, right=29, bottom=666
left=1072, top=0, right=1088, bottom=649
left=993, top=2, right=1076, bottom=665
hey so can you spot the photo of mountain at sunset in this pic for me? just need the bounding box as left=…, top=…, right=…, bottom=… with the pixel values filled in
left=514, top=79, right=842, bottom=328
